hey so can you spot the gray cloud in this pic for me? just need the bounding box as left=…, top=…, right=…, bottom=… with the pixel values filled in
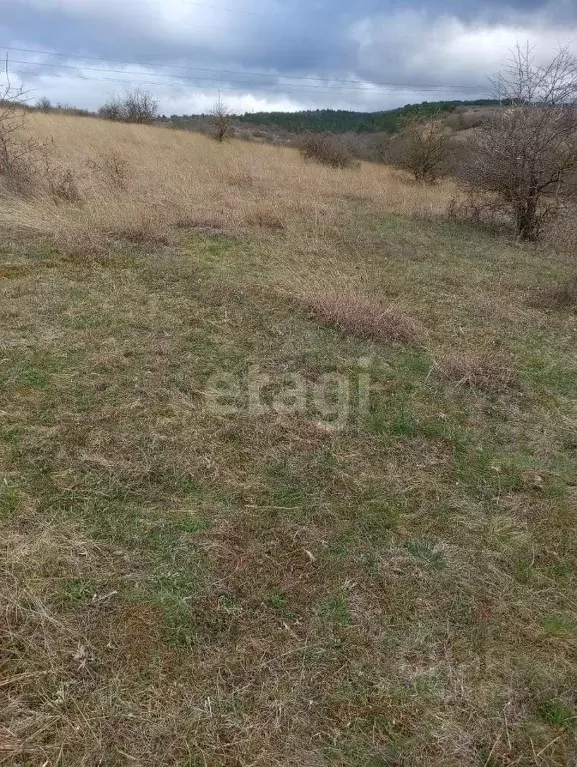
left=2, top=0, right=577, bottom=113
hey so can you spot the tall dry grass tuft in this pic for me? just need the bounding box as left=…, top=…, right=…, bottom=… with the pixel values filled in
left=438, top=352, right=516, bottom=392
left=0, top=111, right=457, bottom=254
left=294, top=288, right=421, bottom=344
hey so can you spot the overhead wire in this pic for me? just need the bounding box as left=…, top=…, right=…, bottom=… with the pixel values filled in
left=2, top=45, right=488, bottom=94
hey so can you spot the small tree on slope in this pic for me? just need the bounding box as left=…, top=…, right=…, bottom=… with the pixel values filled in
left=209, top=95, right=232, bottom=143
left=464, top=44, right=577, bottom=241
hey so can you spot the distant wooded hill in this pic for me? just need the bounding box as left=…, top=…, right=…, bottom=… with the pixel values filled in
left=234, top=100, right=500, bottom=134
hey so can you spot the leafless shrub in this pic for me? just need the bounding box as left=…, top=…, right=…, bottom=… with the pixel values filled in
left=444, top=112, right=465, bottom=132
left=296, top=290, right=420, bottom=343
left=209, top=95, right=233, bottom=143
left=98, top=94, right=123, bottom=122
left=445, top=109, right=488, bottom=132
left=88, top=150, right=130, bottom=190
left=0, top=163, right=37, bottom=197
left=460, top=45, right=577, bottom=241
left=98, top=89, right=159, bottom=124
left=367, top=132, right=395, bottom=163
left=123, top=88, right=159, bottom=124
left=439, top=352, right=516, bottom=392
left=47, top=167, right=82, bottom=203
left=0, top=81, right=27, bottom=175
left=395, top=113, right=451, bottom=182
left=299, top=132, right=358, bottom=169
left=447, top=189, right=508, bottom=233
left=36, top=96, right=52, bottom=112
left=0, top=78, right=43, bottom=197
left=331, top=131, right=393, bottom=165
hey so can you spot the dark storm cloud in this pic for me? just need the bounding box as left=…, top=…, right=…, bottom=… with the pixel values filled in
left=1, top=0, right=576, bottom=112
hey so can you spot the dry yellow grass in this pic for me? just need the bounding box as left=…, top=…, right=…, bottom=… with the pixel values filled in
left=0, top=111, right=456, bottom=253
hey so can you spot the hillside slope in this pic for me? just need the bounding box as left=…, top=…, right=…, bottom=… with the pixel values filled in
left=1, top=112, right=576, bottom=766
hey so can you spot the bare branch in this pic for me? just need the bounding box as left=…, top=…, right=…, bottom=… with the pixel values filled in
left=396, top=112, right=451, bottom=182
left=461, top=46, right=577, bottom=240
left=98, top=89, right=159, bottom=124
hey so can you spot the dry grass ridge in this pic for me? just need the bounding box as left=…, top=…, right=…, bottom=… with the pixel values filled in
left=0, top=111, right=455, bottom=256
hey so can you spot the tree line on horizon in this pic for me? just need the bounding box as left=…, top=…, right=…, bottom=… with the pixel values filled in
left=233, top=100, right=501, bottom=134
left=24, top=94, right=501, bottom=136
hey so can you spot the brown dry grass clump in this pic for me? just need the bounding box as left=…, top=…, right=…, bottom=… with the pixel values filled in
left=438, top=352, right=516, bottom=392
left=295, top=289, right=421, bottom=343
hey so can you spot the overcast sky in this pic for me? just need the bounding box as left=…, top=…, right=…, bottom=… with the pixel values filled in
left=1, top=0, right=577, bottom=114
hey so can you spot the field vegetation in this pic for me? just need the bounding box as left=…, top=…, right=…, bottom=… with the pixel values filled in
left=1, top=54, right=577, bottom=766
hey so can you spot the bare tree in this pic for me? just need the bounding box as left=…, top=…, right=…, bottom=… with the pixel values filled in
left=98, top=94, right=123, bottom=122
left=463, top=44, right=577, bottom=241
left=122, top=88, right=159, bottom=124
left=209, top=95, right=232, bottom=142
left=36, top=96, right=52, bottom=112
left=98, top=89, right=159, bottom=124
left=397, top=112, right=451, bottom=182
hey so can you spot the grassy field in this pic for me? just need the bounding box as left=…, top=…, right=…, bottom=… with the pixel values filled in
left=1, top=113, right=577, bottom=766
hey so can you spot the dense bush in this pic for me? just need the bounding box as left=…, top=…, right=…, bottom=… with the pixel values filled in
left=394, top=113, right=451, bottom=182
left=98, top=89, right=159, bottom=125
left=299, top=133, right=358, bottom=169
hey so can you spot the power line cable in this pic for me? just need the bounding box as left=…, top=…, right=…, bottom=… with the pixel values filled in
left=2, top=45, right=488, bottom=92
left=7, top=57, right=440, bottom=92
left=11, top=57, right=487, bottom=95
left=14, top=66, right=482, bottom=101
left=10, top=67, right=374, bottom=97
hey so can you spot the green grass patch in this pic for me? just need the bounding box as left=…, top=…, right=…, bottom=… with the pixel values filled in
left=2, top=213, right=577, bottom=766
